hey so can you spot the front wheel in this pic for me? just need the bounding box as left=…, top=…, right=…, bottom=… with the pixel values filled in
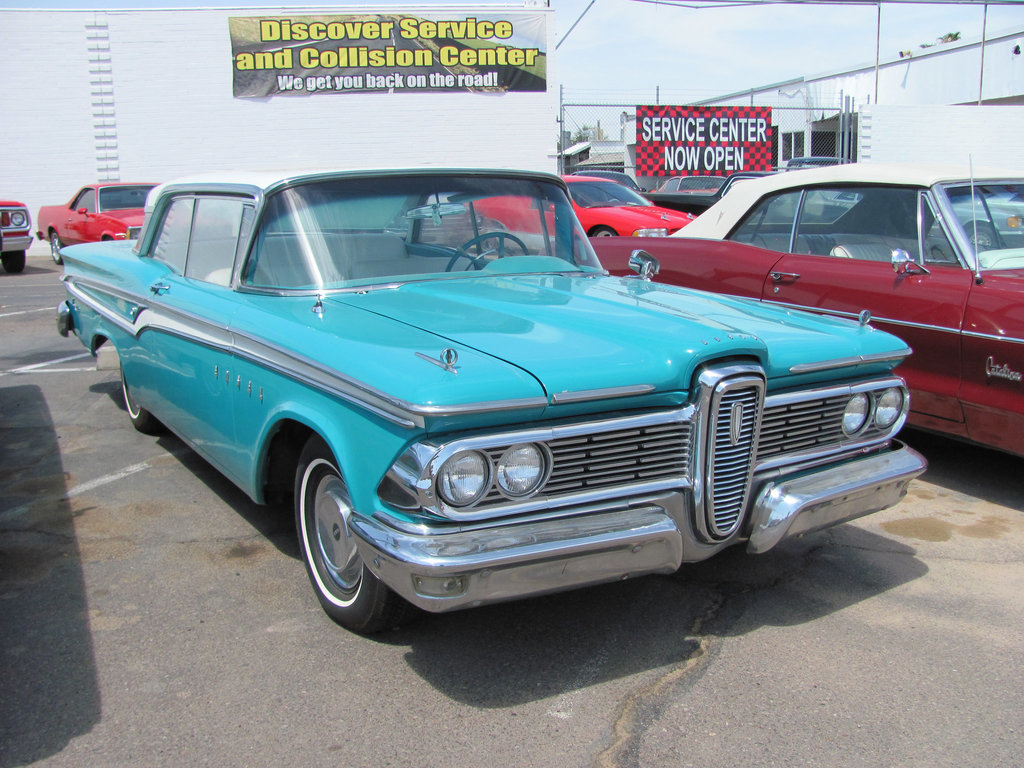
left=589, top=226, right=617, bottom=237
left=295, top=435, right=412, bottom=634
left=50, top=231, right=64, bottom=265
left=1, top=250, right=26, bottom=273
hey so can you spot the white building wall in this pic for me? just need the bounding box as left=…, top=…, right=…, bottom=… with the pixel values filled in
left=0, top=6, right=556, bottom=226
left=858, top=105, right=1024, bottom=167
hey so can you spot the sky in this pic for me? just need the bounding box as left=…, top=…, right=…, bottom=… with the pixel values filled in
left=1, top=0, right=1021, bottom=101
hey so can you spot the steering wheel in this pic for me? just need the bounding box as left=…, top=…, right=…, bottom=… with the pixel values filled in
left=446, top=232, right=528, bottom=272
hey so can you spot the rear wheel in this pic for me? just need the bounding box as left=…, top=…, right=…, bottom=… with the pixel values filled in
left=120, top=363, right=163, bottom=434
left=294, top=435, right=412, bottom=634
left=49, top=231, right=64, bottom=265
left=1, top=250, right=26, bottom=273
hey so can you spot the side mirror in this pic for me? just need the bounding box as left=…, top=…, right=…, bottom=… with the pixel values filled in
left=77, top=207, right=89, bottom=216
left=891, top=248, right=929, bottom=276
left=628, top=249, right=660, bottom=281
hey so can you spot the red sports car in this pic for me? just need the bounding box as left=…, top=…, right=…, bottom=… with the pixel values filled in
left=37, top=183, right=156, bottom=264
left=564, top=176, right=693, bottom=237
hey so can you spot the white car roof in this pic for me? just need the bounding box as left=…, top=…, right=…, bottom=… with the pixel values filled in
left=143, top=167, right=560, bottom=213
left=676, top=161, right=1024, bottom=239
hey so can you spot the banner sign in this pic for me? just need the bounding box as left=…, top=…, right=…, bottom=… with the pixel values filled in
left=230, top=13, right=547, bottom=97
left=635, top=105, right=773, bottom=176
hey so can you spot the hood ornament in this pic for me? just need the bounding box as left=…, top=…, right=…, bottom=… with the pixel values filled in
left=416, top=347, right=459, bottom=374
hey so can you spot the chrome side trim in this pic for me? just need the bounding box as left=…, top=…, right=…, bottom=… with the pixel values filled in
left=764, top=376, right=905, bottom=406
left=764, top=298, right=962, bottom=337
left=65, top=275, right=547, bottom=429
left=550, top=384, right=656, bottom=404
left=789, top=348, right=912, bottom=374
left=963, top=329, right=1024, bottom=346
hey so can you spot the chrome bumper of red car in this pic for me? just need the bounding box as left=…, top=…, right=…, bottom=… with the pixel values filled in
left=351, top=442, right=926, bottom=613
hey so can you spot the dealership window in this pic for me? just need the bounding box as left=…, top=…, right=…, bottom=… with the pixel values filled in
left=780, top=132, right=804, bottom=163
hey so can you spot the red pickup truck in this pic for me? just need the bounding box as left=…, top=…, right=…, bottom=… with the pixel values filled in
left=37, top=183, right=155, bottom=264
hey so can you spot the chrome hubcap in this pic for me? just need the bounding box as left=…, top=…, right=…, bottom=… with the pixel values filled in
left=313, top=473, right=362, bottom=592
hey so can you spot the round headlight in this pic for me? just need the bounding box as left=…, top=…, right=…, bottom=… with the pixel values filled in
left=10, top=211, right=26, bottom=227
left=874, top=388, right=904, bottom=429
left=437, top=451, right=490, bottom=507
left=842, top=393, right=870, bottom=435
left=496, top=443, right=546, bottom=497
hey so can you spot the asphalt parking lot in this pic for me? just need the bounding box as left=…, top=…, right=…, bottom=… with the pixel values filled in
left=2, top=251, right=1023, bottom=768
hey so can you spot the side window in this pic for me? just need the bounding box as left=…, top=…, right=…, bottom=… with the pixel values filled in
left=921, top=194, right=958, bottom=265
left=151, top=197, right=194, bottom=273
left=73, top=189, right=96, bottom=213
left=184, top=197, right=246, bottom=285
left=797, top=186, right=919, bottom=261
left=729, top=190, right=800, bottom=252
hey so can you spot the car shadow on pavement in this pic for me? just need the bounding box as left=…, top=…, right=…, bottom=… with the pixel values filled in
left=0, top=385, right=100, bottom=767
left=903, top=427, right=1024, bottom=510
left=391, top=524, right=925, bottom=708
left=88, top=378, right=298, bottom=559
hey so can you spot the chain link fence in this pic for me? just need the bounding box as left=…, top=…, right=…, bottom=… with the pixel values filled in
left=558, top=96, right=856, bottom=190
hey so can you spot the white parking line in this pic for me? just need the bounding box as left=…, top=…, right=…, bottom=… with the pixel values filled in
left=1, top=453, right=183, bottom=523
left=0, top=307, right=52, bottom=318
left=0, top=352, right=92, bottom=377
left=65, top=460, right=154, bottom=498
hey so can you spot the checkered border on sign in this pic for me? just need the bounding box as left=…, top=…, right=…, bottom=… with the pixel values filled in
left=636, top=105, right=773, bottom=177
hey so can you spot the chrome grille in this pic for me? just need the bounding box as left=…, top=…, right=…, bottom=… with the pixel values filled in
left=758, top=395, right=848, bottom=459
left=758, top=393, right=890, bottom=461
left=477, top=421, right=691, bottom=506
left=707, top=386, right=760, bottom=537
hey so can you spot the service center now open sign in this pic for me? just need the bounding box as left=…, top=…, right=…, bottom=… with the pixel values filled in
left=635, top=105, right=773, bottom=177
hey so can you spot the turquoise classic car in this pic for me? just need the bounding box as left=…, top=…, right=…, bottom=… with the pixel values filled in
left=56, top=169, right=926, bottom=634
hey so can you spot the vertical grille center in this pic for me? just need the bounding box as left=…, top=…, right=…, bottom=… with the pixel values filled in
left=704, top=376, right=763, bottom=539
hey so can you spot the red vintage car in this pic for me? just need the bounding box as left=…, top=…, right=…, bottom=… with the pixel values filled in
left=593, top=162, right=1024, bottom=458
left=37, top=183, right=156, bottom=264
left=1, top=200, right=32, bottom=273
left=564, top=176, right=693, bottom=237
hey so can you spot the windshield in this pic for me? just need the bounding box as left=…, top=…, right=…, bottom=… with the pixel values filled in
left=944, top=182, right=1024, bottom=270
left=567, top=179, right=652, bottom=209
left=242, top=174, right=601, bottom=291
left=99, top=185, right=156, bottom=211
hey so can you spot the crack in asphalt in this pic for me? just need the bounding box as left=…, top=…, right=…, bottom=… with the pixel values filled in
left=593, top=588, right=724, bottom=768
left=592, top=536, right=837, bottom=768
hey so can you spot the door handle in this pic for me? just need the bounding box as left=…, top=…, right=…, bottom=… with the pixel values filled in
left=149, top=282, right=170, bottom=295
left=770, top=271, right=800, bottom=282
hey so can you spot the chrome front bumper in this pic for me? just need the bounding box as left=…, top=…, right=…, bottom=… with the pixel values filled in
left=1, top=233, right=32, bottom=252
left=352, top=442, right=926, bottom=613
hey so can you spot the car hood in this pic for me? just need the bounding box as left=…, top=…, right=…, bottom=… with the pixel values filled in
left=99, top=208, right=145, bottom=225
left=333, top=273, right=905, bottom=402
left=595, top=204, right=692, bottom=227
